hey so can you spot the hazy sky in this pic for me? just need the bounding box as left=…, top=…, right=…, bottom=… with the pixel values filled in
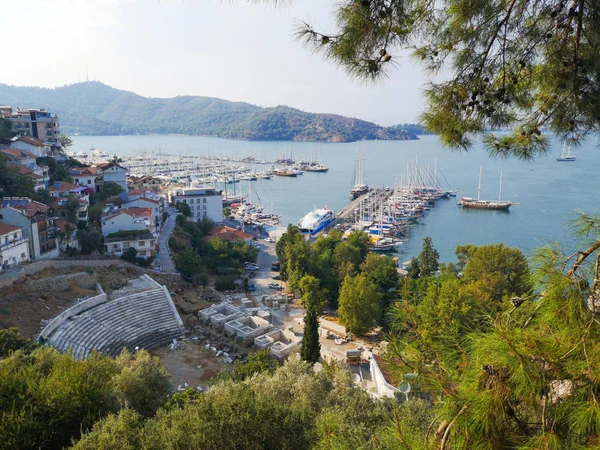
left=2, top=0, right=428, bottom=125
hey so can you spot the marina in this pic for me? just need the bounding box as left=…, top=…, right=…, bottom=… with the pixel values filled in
left=70, top=134, right=600, bottom=261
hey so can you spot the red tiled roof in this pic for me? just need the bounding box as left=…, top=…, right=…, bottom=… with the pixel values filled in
left=49, top=181, right=80, bottom=192
left=0, top=222, right=22, bottom=235
left=122, top=207, right=152, bottom=218
left=1, top=198, right=48, bottom=218
left=0, top=148, right=37, bottom=160
left=56, top=218, right=77, bottom=232
left=206, top=225, right=253, bottom=242
left=69, top=166, right=98, bottom=175
left=14, top=136, right=45, bottom=147
left=125, top=196, right=159, bottom=205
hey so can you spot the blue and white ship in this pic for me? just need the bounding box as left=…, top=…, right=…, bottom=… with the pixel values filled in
left=298, top=207, right=334, bottom=235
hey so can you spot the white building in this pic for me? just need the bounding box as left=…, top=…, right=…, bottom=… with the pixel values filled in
left=122, top=197, right=162, bottom=231
left=0, top=223, right=30, bottom=270
left=1, top=107, right=61, bottom=151
left=101, top=207, right=155, bottom=237
left=99, top=162, right=128, bottom=191
left=69, top=167, right=100, bottom=191
left=9, top=136, right=50, bottom=157
left=170, top=186, right=222, bottom=223
left=103, top=230, right=156, bottom=259
left=0, top=197, right=59, bottom=260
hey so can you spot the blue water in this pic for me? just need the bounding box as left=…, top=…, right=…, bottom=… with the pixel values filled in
left=71, top=134, right=600, bottom=262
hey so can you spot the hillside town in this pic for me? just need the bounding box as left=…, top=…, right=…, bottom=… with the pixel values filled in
left=0, top=105, right=395, bottom=400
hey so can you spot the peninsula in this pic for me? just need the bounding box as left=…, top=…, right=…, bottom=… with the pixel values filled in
left=0, top=82, right=420, bottom=143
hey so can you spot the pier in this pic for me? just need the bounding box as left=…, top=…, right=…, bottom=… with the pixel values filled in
left=336, top=188, right=393, bottom=221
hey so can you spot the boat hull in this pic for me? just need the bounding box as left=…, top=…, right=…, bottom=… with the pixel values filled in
left=459, top=200, right=511, bottom=210
left=299, top=217, right=334, bottom=235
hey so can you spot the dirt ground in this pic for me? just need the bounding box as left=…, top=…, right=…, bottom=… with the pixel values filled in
left=153, top=341, right=226, bottom=389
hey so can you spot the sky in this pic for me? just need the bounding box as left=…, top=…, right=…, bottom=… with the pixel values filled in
left=2, top=0, right=428, bottom=125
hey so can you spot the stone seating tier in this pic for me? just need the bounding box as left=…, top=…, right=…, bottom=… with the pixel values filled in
left=46, top=288, right=183, bottom=359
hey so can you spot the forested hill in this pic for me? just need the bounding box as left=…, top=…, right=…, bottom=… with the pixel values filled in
left=0, top=82, right=420, bottom=142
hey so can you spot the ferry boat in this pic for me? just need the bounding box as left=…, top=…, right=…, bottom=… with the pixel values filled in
left=298, top=207, right=335, bottom=235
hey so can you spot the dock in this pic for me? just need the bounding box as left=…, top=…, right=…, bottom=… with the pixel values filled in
left=336, top=188, right=393, bottom=221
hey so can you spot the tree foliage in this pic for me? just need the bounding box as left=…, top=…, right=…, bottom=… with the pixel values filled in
left=417, top=236, right=439, bottom=277
left=338, top=273, right=381, bottom=335
left=296, top=0, right=600, bottom=158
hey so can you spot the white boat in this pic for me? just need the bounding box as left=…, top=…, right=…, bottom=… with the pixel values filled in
left=298, top=207, right=335, bottom=235
left=557, top=141, right=576, bottom=162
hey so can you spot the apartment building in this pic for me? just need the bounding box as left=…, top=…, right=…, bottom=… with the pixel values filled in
left=0, top=197, right=59, bottom=260
left=170, top=186, right=223, bottom=223
left=1, top=107, right=61, bottom=151
left=0, top=223, right=30, bottom=270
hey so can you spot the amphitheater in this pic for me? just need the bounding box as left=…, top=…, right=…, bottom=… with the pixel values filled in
left=40, top=275, right=184, bottom=359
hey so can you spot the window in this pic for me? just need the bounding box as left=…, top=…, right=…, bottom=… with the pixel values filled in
left=13, top=233, right=17, bottom=239
left=112, top=244, right=119, bottom=249
left=87, top=179, right=91, bottom=184
left=0, top=214, right=3, bottom=220
left=138, top=241, right=145, bottom=246
left=203, top=198, right=206, bottom=203
left=140, top=251, right=146, bottom=256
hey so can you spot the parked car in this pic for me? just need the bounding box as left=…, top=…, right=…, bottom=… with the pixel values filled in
left=271, top=275, right=281, bottom=280
left=245, top=266, right=259, bottom=272
left=264, top=237, right=274, bottom=243
left=271, top=266, right=280, bottom=272
left=268, top=282, right=280, bottom=289
left=248, top=283, right=255, bottom=292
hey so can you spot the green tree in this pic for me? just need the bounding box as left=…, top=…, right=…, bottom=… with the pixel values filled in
left=417, top=236, right=439, bottom=277
left=300, top=309, right=321, bottom=365
left=296, top=0, right=600, bottom=159
left=462, top=243, right=532, bottom=302
left=298, top=274, right=325, bottom=312
left=120, top=247, right=138, bottom=264
left=60, top=133, right=73, bottom=149
left=78, top=229, right=103, bottom=254
left=99, top=181, right=124, bottom=200
left=175, top=201, right=191, bottom=217
left=112, top=350, right=171, bottom=418
left=218, top=349, right=279, bottom=382
left=337, top=274, right=380, bottom=335
left=0, top=117, right=15, bottom=141
left=0, top=328, right=35, bottom=356
left=360, top=252, right=399, bottom=312
left=63, top=196, right=80, bottom=223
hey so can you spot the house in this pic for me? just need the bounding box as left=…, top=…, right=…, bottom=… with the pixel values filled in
left=11, top=165, right=47, bottom=192
left=128, top=175, right=161, bottom=190
left=1, top=107, right=62, bottom=151
left=98, top=162, right=128, bottom=191
left=69, top=166, right=100, bottom=191
left=121, top=196, right=163, bottom=231
left=205, top=225, right=254, bottom=244
left=49, top=182, right=89, bottom=223
left=101, top=207, right=155, bottom=237
left=0, top=223, right=30, bottom=270
left=56, top=219, right=79, bottom=252
left=9, top=136, right=50, bottom=157
left=170, top=186, right=222, bottom=223
left=103, top=229, right=156, bottom=259
left=0, top=148, right=37, bottom=166
left=0, top=197, right=59, bottom=260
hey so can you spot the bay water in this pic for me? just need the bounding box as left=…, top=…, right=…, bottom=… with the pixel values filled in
left=71, top=134, right=600, bottom=263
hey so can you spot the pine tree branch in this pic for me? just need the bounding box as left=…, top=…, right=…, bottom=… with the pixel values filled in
left=439, top=404, right=467, bottom=450
left=567, top=240, right=600, bottom=278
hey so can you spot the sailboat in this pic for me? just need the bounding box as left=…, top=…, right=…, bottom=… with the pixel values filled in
left=557, top=141, right=576, bottom=162
left=350, top=147, right=369, bottom=199
left=458, top=167, right=512, bottom=210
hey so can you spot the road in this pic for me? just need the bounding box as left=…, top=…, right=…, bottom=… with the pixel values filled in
left=157, top=207, right=177, bottom=273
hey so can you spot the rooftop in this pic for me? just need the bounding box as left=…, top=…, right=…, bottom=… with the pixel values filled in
left=105, top=229, right=154, bottom=243
left=12, top=136, right=46, bottom=147
left=206, top=225, right=253, bottom=242
left=1, top=197, right=49, bottom=218
left=0, top=222, right=22, bottom=236
left=69, top=166, right=99, bottom=176
left=0, top=148, right=37, bottom=160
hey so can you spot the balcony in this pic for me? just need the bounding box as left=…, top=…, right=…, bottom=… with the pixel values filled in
left=0, top=237, right=29, bottom=252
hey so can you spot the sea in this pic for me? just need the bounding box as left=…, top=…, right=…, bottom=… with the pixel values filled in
left=71, top=134, right=600, bottom=263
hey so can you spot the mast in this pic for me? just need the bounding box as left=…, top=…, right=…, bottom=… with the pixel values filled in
left=477, top=166, right=482, bottom=200
left=498, top=169, right=503, bottom=203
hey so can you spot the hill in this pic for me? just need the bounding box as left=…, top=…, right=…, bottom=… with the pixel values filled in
left=0, top=82, right=419, bottom=142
